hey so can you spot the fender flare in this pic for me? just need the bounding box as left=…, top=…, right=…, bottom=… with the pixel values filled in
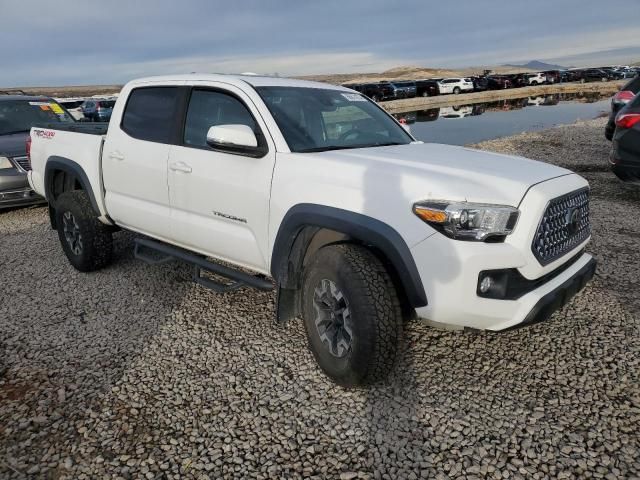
left=271, top=203, right=428, bottom=308
left=44, top=156, right=100, bottom=215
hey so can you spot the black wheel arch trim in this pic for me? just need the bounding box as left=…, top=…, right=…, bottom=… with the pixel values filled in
left=271, top=203, right=428, bottom=308
left=44, top=156, right=101, bottom=215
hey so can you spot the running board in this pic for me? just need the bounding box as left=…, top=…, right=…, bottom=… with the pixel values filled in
left=134, top=238, right=273, bottom=293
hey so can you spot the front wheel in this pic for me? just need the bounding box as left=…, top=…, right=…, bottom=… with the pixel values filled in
left=453, top=87, right=461, bottom=94
left=302, top=244, right=402, bottom=386
left=55, top=191, right=113, bottom=272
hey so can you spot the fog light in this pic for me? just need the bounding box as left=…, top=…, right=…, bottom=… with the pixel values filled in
left=479, top=276, right=493, bottom=293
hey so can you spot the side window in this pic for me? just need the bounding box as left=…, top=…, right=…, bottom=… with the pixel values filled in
left=121, top=87, right=180, bottom=143
left=183, top=89, right=258, bottom=148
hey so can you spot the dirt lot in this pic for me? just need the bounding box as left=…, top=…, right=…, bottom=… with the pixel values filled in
left=1, top=118, right=639, bottom=479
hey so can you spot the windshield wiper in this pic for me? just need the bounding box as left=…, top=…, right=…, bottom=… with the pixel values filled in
left=373, top=141, right=405, bottom=147
left=297, top=145, right=363, bottom=153
left=298, top=142, right=406, bottom=153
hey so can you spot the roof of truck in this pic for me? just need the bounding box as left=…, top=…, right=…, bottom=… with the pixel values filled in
left=127, top=74, right=349, bottom=91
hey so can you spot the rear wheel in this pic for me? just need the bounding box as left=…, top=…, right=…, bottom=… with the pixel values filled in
left=302, top=244, right=402, bottom=386
left=422, top=91, right=429, bottom=97
left=55, top=191, right=113, bottom=272
left=453, top=87, right=461, bottom=94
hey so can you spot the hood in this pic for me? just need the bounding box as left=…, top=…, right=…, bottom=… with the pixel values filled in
left=305, top=142, right=573, bottom=207
left=0, top=132, right=29, bottom=158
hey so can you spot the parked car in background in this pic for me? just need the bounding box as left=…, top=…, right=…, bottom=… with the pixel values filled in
left=487, top=75, right=512, bottom=89
left=471, top=76, right=489, bottom=92
left=605, top=76, right=640, bottom=140
left=579, top=69, right=611, bottom=83
left=344, top=83, right=395, bottom=102
left=610, top=93, right=640, bottom=183
left=0, top=95, right=74, bottom=209
left=56, top=98, right=86, bottom=120
left=385, top=81, right=417, bottom=98
left=438, top=78, right=474, bottom=94
left=81, top=98, right=116, bottom=121
left=560, top=70, right=581, bottom=83
left=526, top=73, right=547, bottom=85
left=601, top=68, right=626, bottom=80
left=415, top=79, right=440, bottom=97
left=543, top=71, right=561, bottom=84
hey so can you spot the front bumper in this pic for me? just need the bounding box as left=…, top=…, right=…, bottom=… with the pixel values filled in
left=411, top=174, right=595, bottom=331
left=0, top=170, right=45, bottom=209
left=503, top=256, right=596, bottom=330
left=0, top=187, right=45, bottom=209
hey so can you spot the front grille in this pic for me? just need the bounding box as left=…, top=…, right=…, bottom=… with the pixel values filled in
left=13, top=155, right=31, bottom=172
left=532, top=187, right=590, bottom=265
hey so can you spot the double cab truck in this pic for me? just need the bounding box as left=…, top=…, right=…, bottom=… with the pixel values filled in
left=27, top=74, right=596, bottom=386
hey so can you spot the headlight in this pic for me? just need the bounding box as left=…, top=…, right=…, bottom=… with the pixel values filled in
left=0, top=156, right=14, bottom=170
left=413, top=200, right=519, bottom=241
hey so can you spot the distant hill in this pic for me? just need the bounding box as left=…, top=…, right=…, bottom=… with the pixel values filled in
left=503, top=60, right=567, bottom=71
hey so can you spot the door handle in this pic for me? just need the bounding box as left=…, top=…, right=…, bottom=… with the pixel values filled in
left=170, top=161, right=192, bottom=173
left=108, top=151, right=125, bottom=161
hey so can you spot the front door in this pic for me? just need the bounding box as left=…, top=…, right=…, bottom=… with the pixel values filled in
left=168, top=84, right=276, bottom=273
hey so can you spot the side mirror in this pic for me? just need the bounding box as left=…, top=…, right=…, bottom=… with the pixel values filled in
left=206, top=124, right=258, bottom=149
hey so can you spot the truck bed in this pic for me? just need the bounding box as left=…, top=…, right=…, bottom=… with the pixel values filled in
left=36, top=122, right=109, bottom=135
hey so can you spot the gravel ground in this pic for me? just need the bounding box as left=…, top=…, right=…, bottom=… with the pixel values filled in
left=1, top=117, right=639, bottom=479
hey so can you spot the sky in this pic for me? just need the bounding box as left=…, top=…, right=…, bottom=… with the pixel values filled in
left=1, top=0, right=639, bottom=87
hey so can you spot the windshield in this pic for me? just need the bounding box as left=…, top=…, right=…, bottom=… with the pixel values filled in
left=0, top=100, right=74, bottom=135
left=255, top=87, right=413, bottom=153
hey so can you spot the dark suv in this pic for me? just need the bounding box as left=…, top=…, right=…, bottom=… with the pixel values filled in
left=0, top=95, right=75, bottom=209
left=344, top=83, right=395, bottom=102
left=579, top=69, right=611, bottom=83
left=81, top=98, right=116, bottom=121
left=610, top=92, right=640, bottom=183
left=605, top=76, right=640, bottom=140
left=415, top=79, right=440, bottom=97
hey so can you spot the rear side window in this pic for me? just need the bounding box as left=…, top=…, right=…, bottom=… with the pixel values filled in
left=121, top=87, right=180, bottom=143
left=183, top=89, right=258, bottom=148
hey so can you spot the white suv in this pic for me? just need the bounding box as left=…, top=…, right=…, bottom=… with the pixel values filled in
left=437, top=78, right=474, bottom=94
left=527, top=73, right=547, bottom=85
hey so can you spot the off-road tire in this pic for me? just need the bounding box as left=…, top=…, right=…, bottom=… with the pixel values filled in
left=302, top=244, right=402, bottom=387
left=55, top=191, right=113, bottom=272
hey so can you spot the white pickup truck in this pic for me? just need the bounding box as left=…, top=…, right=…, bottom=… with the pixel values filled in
left=28, top=74, right=596, bottom=386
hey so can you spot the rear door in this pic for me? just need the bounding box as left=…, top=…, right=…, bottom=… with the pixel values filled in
left=167, top=83, right=276, bottom=272
left=102, top=85, right=184, bottom=239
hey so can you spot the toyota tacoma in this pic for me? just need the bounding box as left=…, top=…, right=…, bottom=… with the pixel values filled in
left=27, top=75, right=596, bottom=386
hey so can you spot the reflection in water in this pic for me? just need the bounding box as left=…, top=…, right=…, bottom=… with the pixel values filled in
left=393, top=92, right=611, bottom=145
